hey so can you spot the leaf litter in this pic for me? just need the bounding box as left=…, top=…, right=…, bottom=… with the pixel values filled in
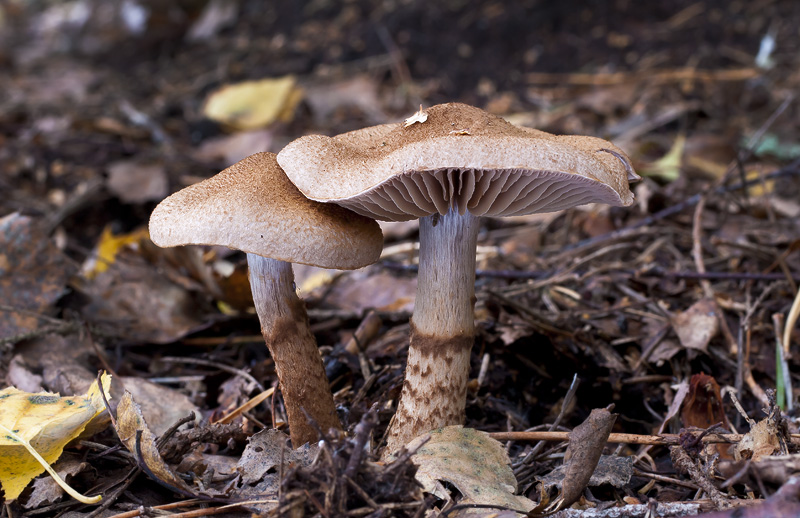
left=1, top=1, right=800, bottom=516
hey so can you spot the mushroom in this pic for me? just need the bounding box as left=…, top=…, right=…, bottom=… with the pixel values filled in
left=149, top=152, right=382, bottom=446
left=277, top=103, right=638, bottom=452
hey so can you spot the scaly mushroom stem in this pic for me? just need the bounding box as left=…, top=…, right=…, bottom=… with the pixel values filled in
left=247, top=254, right=342, bottom=446
left=385, top=210, right=479, bottom=453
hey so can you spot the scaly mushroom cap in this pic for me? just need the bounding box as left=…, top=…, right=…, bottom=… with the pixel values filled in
left=277, top=102, right=637, bottom=221
left=149, top=152, right=382, bottom=269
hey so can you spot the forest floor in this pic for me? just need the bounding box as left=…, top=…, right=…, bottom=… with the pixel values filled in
left=1, top=1, right=800, bottom=517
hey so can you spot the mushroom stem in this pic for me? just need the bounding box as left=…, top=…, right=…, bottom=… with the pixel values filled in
left=385, top=210, right=479, bottom=453
left=247, top=253, right=342, bottom=446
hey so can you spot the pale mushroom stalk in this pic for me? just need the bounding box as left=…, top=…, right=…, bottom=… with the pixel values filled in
left=387, top=209, right=479, bottom=452
left=247, top=254, right=341, bottom=446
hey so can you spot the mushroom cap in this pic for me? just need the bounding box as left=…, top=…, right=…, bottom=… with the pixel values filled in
left=277, top=102, right=638, bottom=221
left=149, top=152, right=383, bottom=269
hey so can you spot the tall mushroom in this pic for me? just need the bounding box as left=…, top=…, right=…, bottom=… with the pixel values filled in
left=149, top=152, right=382, bottom=447
left=277, top=103, right=638, bottom=452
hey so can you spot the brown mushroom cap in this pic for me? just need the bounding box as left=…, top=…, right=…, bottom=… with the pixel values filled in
left=277, top=103, right=637, bottom=221
left=149, top=152, right=382, bottom=269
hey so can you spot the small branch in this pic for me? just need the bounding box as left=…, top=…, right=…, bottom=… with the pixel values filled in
left=670, top=445, right=732, bottom=509
left=489, top=430, right=800, bottom=446
left=646, top=269, right=800, bottom=282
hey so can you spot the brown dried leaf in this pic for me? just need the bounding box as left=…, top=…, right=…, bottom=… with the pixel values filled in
left=236, top=429, right=315, bottom=485
left=538, top=455, right=633, bottom=492
left=734, top=417, right=782, bottom=462
left=324, top=269, right=416, bottom=314
left=106, top=160, right=168, bottom=204
left=77, top=245, right=209, bottom=343
left=193, top=129, right=274, bottom=167
left=115, top=392, right=199, bottom=496
left=120, top=377, right=200, bottom=437
left=304, top=75, right=386, bottom=125
left=648, top=338, right=684, bottom=365
left=232, top=429, right=316, bottom=514
left=495, top=311, right=535, bottom=345
left=0, top=213, right=76, bottom=339
left=24, top=455, right=93, bottom=509
left=671, top=298, right=719, bottom=353
left=553, top=407, right=618, bottom=512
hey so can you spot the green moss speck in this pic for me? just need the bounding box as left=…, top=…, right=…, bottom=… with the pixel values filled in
left=28, top=395, right=60, bottom=405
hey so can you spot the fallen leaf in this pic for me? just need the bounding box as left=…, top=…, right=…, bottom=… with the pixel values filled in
left=671, top=298, right=719, bottom=353
left=237, top=428, right=315, bottom=485
left=77, top=243, right=209, bottom=343
left=6, top=357, right=44, bottom=394
left=0, top=213, right=76, bottom=339
left=24, top=455, right=93, bottom=508
left=409, top=426, right=535, bottom=512
left=641, top=134, right=685, bottom=182
left=495, top=311, right=535, bottom=346
left=682, top=133, right=736, bottom=178
left=185, top=0, right=238, bottom=41
left=114, top=391, right=199, bottom=496
left=538, top=455, right=633, bottom=492
left=203, top=76, right=302, bottom=130
left=80, top=225, right=150, bottom=279
left=720, top=454, right=800, bottom=486
left=304, top=75, right=386, bottom=125
left=659, top=379, right=689, bottom=434
left=193, top=129, right=274, bottom=167
left=0, top=373, right=111, bottom=502
left=233, top=429, right=316, bottom=514
left=735, top=417, right=782, bottom=462
left=10, top=333, right=113, bottom=402
left=120, top=377, right=200, bottom=437
left=542, top=407, right=617, bottom=513
left=323, top=269, right=416, bottom=313
left=106, top=160, right=168, bottom=204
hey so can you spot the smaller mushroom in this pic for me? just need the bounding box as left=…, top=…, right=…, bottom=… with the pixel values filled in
left=149, top=152, right=382, bottom=446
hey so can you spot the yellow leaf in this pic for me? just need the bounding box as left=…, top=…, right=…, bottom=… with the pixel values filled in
left=202, top=76, right=303, bottom=130
left=82, top=225, right=149, bottom=279
left=297, top=269, right=335, bottom=295
left=0, top=373, right=112, bottom=502
left=641, top=135, right=685, bottom=182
